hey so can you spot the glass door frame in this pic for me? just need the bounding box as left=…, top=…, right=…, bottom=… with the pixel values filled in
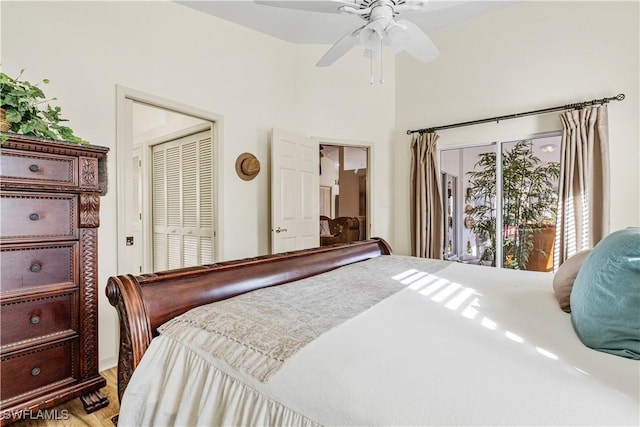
left=438, top=131, right=560, bottom=269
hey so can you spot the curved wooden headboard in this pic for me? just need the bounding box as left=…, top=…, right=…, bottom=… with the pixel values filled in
left=106, top=238, right=392, bottom=401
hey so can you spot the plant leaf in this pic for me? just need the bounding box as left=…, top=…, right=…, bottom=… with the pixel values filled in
left=5, top=109, right=22, bottom=122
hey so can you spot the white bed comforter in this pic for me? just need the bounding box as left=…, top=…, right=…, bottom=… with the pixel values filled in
left=118, top=259, right=640, bottom=426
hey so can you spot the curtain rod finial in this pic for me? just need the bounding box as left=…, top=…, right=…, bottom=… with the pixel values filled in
left=616, top=93, right=625, bottom=101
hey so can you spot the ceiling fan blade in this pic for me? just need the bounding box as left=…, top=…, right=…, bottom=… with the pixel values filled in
left=254, top=1, right=358, bottom=14
left=395, top=19, right=440, bottom=63
left=316, top=27, right=362, bottom=67
left=392, top=0, right=428, bottom=13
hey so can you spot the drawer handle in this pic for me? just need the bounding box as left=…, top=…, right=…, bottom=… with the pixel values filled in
left=31, top=367, right=41, bottom=376
left=29, top=213, right=40, bottom=221
left=30, top=263, right=42, bottom=273
left=29, top=164, right=40, bottom=172
left=30, top=315, right=41, bottom=324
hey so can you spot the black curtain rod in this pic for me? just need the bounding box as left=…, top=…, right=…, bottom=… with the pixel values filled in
left=406, top=93, right=626, bottom=135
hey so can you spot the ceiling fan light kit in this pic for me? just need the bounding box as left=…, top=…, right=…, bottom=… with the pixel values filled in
left=256, top=0, right=440, bottom=83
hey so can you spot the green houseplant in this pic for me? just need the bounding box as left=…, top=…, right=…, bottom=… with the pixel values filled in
left=0, top=69, right=87, bottom=144
left=467, top=140, right=560, bottom=269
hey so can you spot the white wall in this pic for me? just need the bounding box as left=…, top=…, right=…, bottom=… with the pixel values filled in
left=320, top=148, right=339, bottom=188
left=394, top=1, right=640, bottom=255
left=1, top=1, right=396, bottom=369
left=132, top=103, right=207, bottom=145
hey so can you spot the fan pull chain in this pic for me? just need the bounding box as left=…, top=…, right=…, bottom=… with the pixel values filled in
left=369, top=54, right=374, bottom=85
left=369, top=42, right=385, bottom=85
left=379, top=37, right=384, bottom=84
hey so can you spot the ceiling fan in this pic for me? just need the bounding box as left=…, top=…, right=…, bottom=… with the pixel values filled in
left=255, top=0, right=440, bottom=68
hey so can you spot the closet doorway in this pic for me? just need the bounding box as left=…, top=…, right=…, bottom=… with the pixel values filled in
left=319, top=143, right=369, bottom=244
left=116, top=86, right=223, bottom=275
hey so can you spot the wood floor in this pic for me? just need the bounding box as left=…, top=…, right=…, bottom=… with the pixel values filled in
left=12, top=368, right=119, bottom=427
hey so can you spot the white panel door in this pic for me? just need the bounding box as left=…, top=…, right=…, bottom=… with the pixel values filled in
left=271, top=128, right=319, bottom=253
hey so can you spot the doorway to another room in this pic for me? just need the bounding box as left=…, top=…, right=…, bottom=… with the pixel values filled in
left=319, top=144, right=369, bottom=246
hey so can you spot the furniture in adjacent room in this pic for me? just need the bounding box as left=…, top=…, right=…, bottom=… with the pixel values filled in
left=0, top=133, right=109, bottom=425
left=319, top=215, right=360, bottom=246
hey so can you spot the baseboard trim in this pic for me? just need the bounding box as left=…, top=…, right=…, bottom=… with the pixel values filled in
left=100, top=355, right=118, bottom=372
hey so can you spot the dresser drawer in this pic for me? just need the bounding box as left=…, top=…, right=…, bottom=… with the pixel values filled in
left=0, top=243, right=77, bottom=293
left=0, top=192, right=77, bottom=242
left=0, top=149, right=77, bottom=187
left=1, top=292, right=77, bottom=349
left=0, top=339, right=77, bottom=402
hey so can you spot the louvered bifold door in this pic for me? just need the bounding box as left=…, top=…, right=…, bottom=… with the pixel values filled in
left=152, top=131, right=214, bottom=272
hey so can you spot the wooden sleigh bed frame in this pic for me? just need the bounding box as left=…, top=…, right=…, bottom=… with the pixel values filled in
left=106, top=238, right=392, bottom=402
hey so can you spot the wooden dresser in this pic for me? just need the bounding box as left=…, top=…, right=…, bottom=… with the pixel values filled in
left=0, top=133, right=109, bottom=424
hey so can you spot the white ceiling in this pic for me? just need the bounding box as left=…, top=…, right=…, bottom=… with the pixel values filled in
left=176, top=1, right=519, bottom=45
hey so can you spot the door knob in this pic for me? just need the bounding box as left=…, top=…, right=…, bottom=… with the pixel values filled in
left=274, top=227, right=288, bottom=233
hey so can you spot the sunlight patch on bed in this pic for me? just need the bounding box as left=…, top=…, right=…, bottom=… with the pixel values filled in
left=391, top=269, right=438, bottom=289
left=431, top=283, right=461, bottom=303
left=445, top=287, right=476, bottom=310
left=505, top=331, right=525, bottom=343
left=391, top=270, right=562, bottom=365
left=536, top=347, right=559, bottom=360
left=400, top=271, right=430, bottom=285
left=419, top=279, right=449, bottom=297
left=481, top=317, right=498, bottom=330
left=574, top=367, right=590, bottom=376
left=391, top=269, right=420, bottom=281
left=407, top=275, right=438, bottom=290
left=461, top=299, right=480, bottom=320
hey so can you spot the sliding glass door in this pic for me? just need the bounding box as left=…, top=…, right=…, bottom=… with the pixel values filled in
left=440, top=135, right=560, bottom=271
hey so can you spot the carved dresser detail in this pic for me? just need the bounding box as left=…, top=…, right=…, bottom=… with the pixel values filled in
left=0, top=133, right=109, bottom=425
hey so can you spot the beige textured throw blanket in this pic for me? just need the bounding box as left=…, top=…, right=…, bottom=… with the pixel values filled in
left=158, top=255, right=450, bottom=381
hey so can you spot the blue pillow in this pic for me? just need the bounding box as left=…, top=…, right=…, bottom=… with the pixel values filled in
left=570, top=227, right=640, bottom=359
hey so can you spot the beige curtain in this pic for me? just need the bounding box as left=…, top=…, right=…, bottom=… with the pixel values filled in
left=557, top=105, right=610, bottom=264
left=410, top=132, right=443, bottom=258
